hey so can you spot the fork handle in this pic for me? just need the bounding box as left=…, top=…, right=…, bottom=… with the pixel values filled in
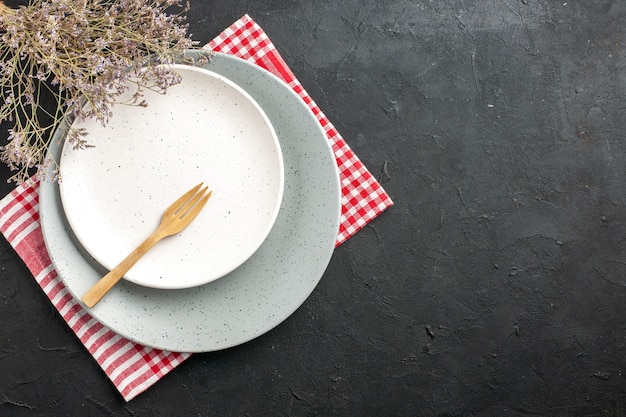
left=82, top=233, right=163, bottom=308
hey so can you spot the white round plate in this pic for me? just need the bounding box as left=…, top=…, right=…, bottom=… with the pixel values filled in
left=58, top=64, right=284, bottom=289
left=39, top=52, right=341, bottom=352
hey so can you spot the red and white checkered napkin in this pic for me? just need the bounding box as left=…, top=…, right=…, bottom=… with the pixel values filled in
left=0, top=15, right=393, bottom=401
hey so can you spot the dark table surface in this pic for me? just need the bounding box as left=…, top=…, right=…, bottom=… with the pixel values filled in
left=2, top=1, right=626, bottom=416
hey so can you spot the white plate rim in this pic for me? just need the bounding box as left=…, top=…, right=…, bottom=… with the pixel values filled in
left=39, top=52, right=341, bottom=352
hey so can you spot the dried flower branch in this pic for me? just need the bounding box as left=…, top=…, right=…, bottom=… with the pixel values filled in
left=0, top=0, right=209, bottom=183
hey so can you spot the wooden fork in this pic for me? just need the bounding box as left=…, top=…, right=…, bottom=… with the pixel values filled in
left=82, top=183, right=213, bottom=308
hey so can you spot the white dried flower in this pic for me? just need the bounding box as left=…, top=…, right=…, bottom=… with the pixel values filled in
left=0, top=0, right=210, bottom=183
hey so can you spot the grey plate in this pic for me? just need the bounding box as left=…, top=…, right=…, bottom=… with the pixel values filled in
left=39, top=52, right=341, bottom=353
